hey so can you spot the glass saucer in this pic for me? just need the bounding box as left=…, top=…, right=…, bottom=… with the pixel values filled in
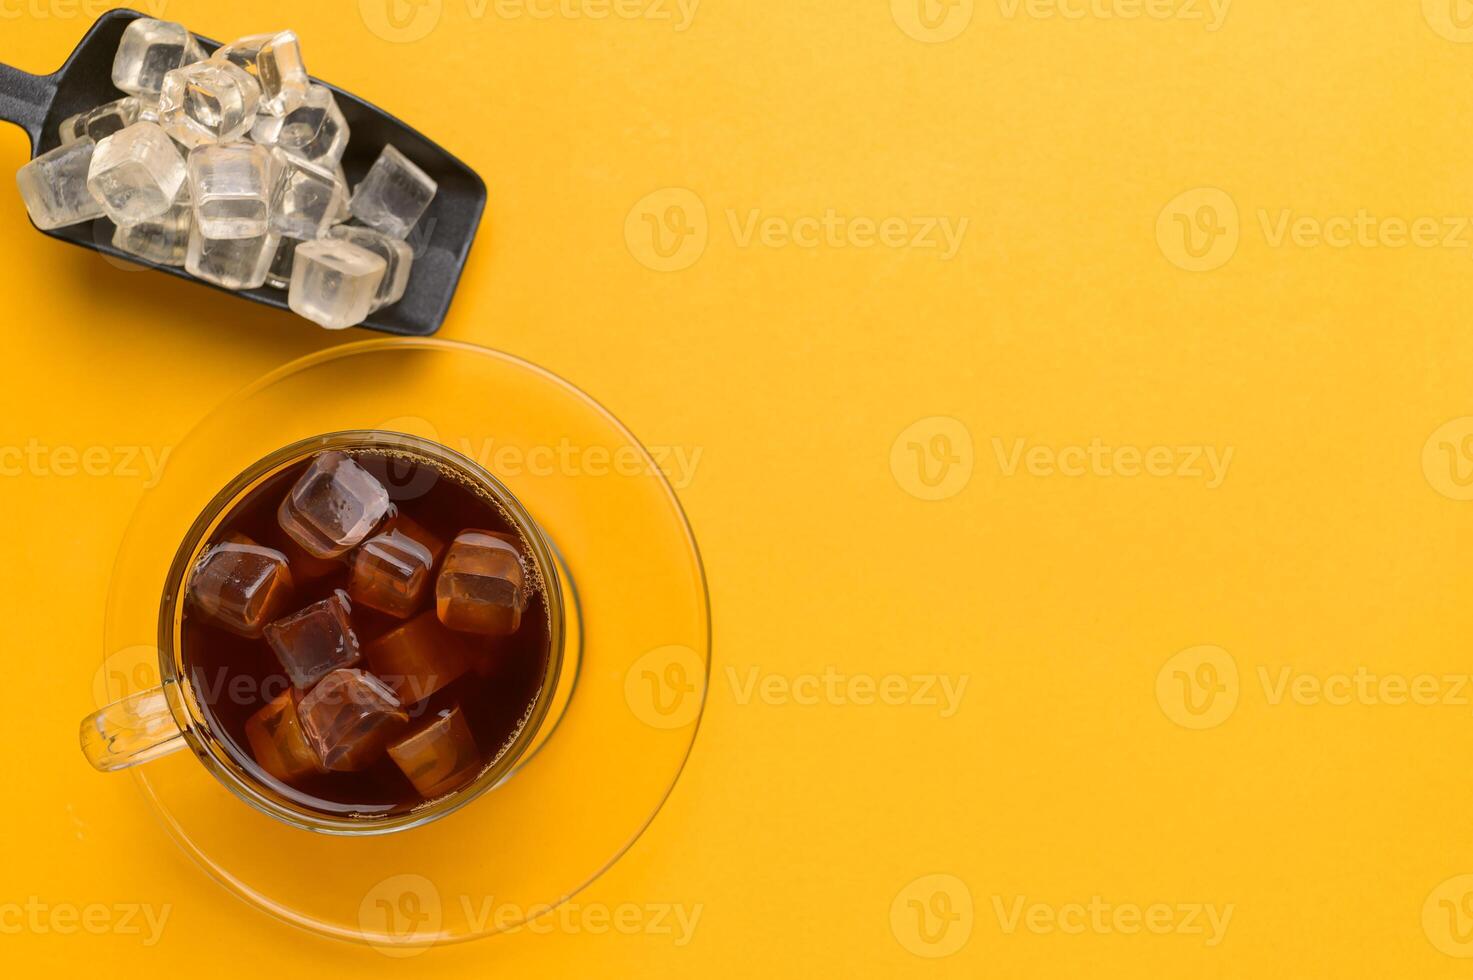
left=97, top=339, right=710, bottom=948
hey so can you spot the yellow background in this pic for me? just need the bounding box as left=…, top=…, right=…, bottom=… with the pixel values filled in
left=4, top=0, right=1473, bottom=974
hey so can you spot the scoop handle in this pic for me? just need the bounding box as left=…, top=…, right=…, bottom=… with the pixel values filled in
left=0, top=60, right=55, bottom=152
left=79, top=686, right=187, bottom=772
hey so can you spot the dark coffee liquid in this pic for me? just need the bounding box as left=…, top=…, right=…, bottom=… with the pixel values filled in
left=181, top=448, right=552, bottom=818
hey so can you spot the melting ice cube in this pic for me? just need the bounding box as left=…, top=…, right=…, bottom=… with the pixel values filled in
left=244, top=689, right=322, bottom=783
left=185, top=225, right=277, bottom=290
left=348, top=144, right=437, bottom=240
left=87, top=122, right=187, bottom=225
left=328, top=224, right=414, bottom=311
left=213, top=31, right=309, bottom=117
left=364, top=611, right=474, bottom=704
left=159, top=61, right=261, bottom=148
left=15, top=140, right=106, bottom=230
left=264, top=591, right=362, bottom=690
left=288, top=238, right=386, bottom=330
left=251, top=84, right=349, bottom=166
left=113, top=185, right=193, bottom=267
left=269, top=151, right=346, bottom=240
left=188, top=142, right=276, bottom=239
left=435, top=530, right=528, bottom=636
left=277, top=451, right=391, bottom=558
left=111, top=18, right=206, bottom=99
left=297, top=668, right=408, bottom=772
left=186, top=535, right=294, bottom=638
left=351, top=529, right=435, bottom=618
left=387, top=705, right=482, bottom=799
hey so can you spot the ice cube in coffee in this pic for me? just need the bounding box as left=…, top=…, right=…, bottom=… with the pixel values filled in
left=244, top=689, right=321, bottom=783
left=387, top=705, right=482, bottom=799
left=277, top=451, right=390, bottom=558
left=295, top=668, right=408, bottom=771
left=187, top=535, right=293, bottom=638
left=264, top=591, right=361, bottom=689
left=436, top=531, right=528, bottom=636
left=365, top=611, right=472, bottom=703
left=351, top=529, right=434, bottom=618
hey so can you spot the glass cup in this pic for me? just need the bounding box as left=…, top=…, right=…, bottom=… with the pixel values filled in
left=78, top=430, right=567, bottom=836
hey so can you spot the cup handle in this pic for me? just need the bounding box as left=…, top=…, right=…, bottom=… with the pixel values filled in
left=79, top=686, right=187, bottom=772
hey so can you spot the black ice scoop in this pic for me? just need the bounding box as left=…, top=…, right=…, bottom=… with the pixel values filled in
left=0, top=8, right=486, bottom=336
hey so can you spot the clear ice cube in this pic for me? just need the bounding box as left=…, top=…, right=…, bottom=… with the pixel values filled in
left=297, top=668, right=408, bottom=772
left=188, top=142, right=276, bottom=239
left=187, top=535, right=294, bottom=638
left=365, top=611, right=472, bottom=704
left=111, top=18, right=206, bottom=99
left=264, top=591, right=362, bottom=690
left=185, top=225, right=277, bottom=289
left=265, top=235, right=300, bottom=290
left=348, top=144, right=437, bottom=239
left=288, top=239, right=387, bottom=330
left=435, top=531, right=528, bottom=636
left=87, top=122, right=186, bottom=225
left=244, top=689, right=322, bottom=783
left=350, top=529, right=434, bottom=618
left=269, top=152, right=345, bottom=240
left=250, top=84, right=349, bottom=165
left=15, top=139, right=105, bottom=230
left=387, top=705, right=482, bottom=799
left=59, top=97, right=144, bottom=146
left=113, top=185, right=192, bottom=267
left=328, top=225, right=414, bottom=310
left=159, top=61, right=260, bottom=148
left=212, top=31, right=309, bottom=117
left=277, top=451, right=391, bottom=558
